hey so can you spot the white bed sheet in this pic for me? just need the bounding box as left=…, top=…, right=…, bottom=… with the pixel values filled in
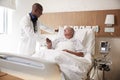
left=32, top=49, right=91, bottom=80
left=33, top=28, right=95, bottom=80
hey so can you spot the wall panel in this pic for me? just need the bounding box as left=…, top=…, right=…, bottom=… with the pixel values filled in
left=40, top=9, right=120, bottom=37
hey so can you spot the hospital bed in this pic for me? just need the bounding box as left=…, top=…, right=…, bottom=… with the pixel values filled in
left=0, top=27, right=95, bottom=80
left=0, top=52, right=61, bottom=80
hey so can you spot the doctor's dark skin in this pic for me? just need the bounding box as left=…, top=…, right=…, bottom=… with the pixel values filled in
left=46, top=27, right=84, bottom=57
left=46, top=38, right=52, bottom=49
left=31, top=3, right=43, bottom=18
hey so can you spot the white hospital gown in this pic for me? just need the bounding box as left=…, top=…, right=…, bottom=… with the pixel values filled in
left=52, top=37, right=86, bottom=54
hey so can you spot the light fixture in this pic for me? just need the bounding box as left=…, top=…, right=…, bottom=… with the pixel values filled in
left=105, top=14, right=115, bottom=27
left=104, top=14, right=115, bottom=33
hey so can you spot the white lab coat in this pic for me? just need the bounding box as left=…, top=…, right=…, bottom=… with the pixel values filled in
left=17, top=14, right=54, bottom=56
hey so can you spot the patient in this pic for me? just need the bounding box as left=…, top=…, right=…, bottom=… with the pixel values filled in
left=46, top=27, right=86, bottom=57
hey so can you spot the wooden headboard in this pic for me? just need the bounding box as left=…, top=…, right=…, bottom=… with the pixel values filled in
left=39, top=9, right=120, bottom=37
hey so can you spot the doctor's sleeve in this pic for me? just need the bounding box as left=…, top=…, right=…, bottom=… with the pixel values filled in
left=38, top=22, right=55, bottom=34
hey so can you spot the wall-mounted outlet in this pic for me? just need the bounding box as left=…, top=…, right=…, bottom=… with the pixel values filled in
left=104, top=27, right=114, bottom=32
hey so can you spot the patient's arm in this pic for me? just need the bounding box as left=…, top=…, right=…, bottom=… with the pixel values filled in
left=63, top=49, right=84, bottom=57
left=46, top=38, right=52, bottom=49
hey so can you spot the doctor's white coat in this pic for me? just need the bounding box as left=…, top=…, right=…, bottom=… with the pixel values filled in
left=17, top=14, right=54, bottom=56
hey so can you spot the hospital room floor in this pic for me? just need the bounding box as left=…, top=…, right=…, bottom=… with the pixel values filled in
left=0, top=72, right=23, bottom=80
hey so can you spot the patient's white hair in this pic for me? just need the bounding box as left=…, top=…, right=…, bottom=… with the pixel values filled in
left=64, top=27, right=75, bottom=34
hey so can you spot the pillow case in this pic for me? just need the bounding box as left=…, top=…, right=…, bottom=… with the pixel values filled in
left=74, top=29, right=87, bottom=43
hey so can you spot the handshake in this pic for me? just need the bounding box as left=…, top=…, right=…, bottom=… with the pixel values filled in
left=46, top=38, right=52, bottom=49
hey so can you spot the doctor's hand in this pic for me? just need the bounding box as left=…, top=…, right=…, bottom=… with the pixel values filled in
left=46, top=38, right=52, bottom=49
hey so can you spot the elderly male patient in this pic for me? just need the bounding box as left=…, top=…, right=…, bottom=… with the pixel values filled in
left=46, top=27, right=85, bottom=57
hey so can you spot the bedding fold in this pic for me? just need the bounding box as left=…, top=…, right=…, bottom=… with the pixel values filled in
left=32, top=49, right=92, bottom=80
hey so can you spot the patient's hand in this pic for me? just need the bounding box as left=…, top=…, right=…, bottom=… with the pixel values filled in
left=63, top=49, right=84, bottom=57
left=62, top=49, right=69, bottom=52
left=46, top=38, right=52, bottom=49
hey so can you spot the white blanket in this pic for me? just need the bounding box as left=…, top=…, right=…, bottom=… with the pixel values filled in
left=32, top=49, right=91, bottom=80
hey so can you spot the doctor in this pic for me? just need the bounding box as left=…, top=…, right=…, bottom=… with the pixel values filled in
left=17, top=3, right=54, bottom=56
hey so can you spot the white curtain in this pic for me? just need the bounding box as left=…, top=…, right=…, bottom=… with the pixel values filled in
left=0, top=0, right=16, bottom=9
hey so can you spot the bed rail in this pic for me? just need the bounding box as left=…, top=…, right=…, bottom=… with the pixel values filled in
left=0, top=52, right=61, bottom=80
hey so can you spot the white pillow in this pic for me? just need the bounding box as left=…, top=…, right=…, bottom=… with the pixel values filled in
left=74, top=29, right=87, bottom=42
left=82, top=29, right=95, bottom=55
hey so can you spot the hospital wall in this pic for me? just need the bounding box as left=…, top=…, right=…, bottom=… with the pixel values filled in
left=0, top=0, right=120, bottom=80
left=38, top=0, right=120, bottom=13
left=95, top=37, right=120, bottom=80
